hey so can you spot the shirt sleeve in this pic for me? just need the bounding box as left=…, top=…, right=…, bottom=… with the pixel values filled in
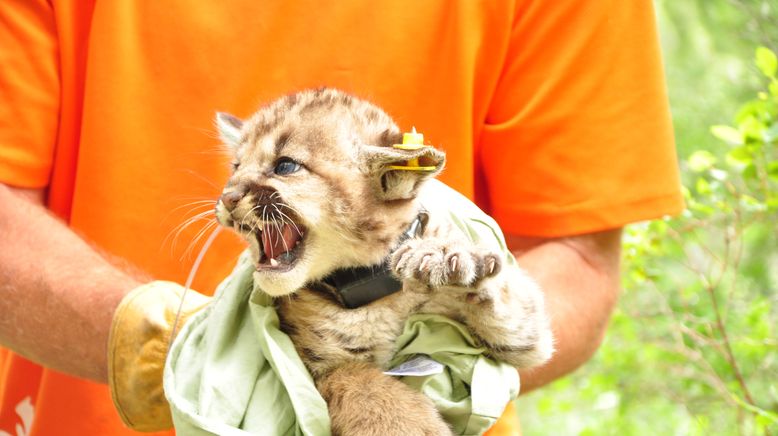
left=479, top=0, right=684, bottom=237
left=0, top=0, right=60, bottom=188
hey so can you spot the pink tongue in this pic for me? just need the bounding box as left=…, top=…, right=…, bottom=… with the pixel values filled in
left=262, top=223, right=300, bottom=259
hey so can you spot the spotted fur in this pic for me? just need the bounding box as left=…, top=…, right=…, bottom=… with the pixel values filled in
left=215, top=89, right=553, bottom=436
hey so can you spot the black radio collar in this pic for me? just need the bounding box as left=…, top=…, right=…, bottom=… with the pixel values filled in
left=319, top=213, right=425, bottom=309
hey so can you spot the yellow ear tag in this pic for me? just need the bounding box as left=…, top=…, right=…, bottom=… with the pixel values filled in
left=389, top=127, right=437, bottom=172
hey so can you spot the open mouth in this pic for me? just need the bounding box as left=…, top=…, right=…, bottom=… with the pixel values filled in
left=252, top=221, right=306, bottom=272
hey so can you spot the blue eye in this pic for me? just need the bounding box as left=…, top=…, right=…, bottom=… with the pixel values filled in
left=274, top=158, right=301, bottom=175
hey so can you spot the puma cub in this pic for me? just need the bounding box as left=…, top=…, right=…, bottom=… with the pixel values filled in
left=214, top=88, right=553, bottom=435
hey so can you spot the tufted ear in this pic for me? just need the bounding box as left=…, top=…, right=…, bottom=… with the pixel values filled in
left=361, top=143, right=446, bottom=201
left=215, top=112, right=243, bottom=148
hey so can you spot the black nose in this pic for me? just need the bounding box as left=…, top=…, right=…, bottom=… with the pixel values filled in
left=220, top=190, right=244, bottom=211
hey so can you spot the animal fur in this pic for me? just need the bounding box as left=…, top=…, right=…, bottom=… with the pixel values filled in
left=214, top=88, right=553, bottom=436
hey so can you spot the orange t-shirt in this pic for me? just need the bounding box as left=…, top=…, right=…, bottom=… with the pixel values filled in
left=0, top=1, right=683, bottom=434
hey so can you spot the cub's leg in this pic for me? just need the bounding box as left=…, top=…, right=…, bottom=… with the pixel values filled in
left=316, top=362, right=453, bottom=436
left=391, top=239, right=554, bottom=368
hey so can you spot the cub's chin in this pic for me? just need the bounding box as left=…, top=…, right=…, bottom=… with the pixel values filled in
left=252, top=268, right=309, bottom=297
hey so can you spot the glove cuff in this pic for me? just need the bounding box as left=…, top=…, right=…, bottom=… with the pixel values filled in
left=108, top=281, right=209, bottom=431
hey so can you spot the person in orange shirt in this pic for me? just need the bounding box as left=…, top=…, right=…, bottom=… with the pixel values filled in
left=0, top=1, right=683, bottom=435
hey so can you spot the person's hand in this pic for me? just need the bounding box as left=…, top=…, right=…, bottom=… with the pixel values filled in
left=109, top=281, right=210, bottom=431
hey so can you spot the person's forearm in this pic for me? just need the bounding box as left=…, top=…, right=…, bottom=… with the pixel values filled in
left=0, top=184, right=142, bottom=382
left=509, top=230, right=622, bottom=392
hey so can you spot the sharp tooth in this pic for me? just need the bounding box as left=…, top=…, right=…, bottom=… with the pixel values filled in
left=270, top=258, right=279, bottom=267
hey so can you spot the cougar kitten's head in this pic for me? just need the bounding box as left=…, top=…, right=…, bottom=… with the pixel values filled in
left=215, top=89, right=445, bottom=296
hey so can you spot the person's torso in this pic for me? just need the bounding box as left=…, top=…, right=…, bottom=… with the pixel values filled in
left=2, top=2, right=520, bottom=435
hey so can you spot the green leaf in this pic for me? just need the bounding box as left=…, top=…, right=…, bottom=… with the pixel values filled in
left=711, top=125, right=743, bottom=145
left=687, top=150, right=718, bottom=172
left=770, top=80, right=778, bottom=97
left=756, top=46, right=778, bottom=78
left=756, top=415, right=771, bottom=432
left=740, top=194, right=766, bottom=212
left=736, top=103, right=778, bottom=133
left=689, top=201, right=715, bottom=216
left=681, top=185, right=692, bottom=200
left=727, top=146, right=752, bottom=165
left=764, top=123, right=778, bottom=143
left=736, top=101, right=765, bottom=122
left=740, top=115, right=766, bottom=141
left=743, top=163, right=758, bottom=180
left=648, top=219, right=669, bottom=235
left=768, top=161, right=778, bottom=181
left=696, top=177, right=711, bottom=195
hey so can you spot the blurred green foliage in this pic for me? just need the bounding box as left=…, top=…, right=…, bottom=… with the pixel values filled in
left=518, top=1, right=778, bottom=434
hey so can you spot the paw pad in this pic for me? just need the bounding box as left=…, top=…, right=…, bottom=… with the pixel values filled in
left=390, top=239, right=502, bottom=287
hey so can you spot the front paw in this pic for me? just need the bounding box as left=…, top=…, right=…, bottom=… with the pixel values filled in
left=319, top=363, right=453, bottom=436
left=390, top=239, right=501, bottom=287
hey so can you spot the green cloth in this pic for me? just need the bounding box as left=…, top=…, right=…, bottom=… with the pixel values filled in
left=164, top=180, right=520, bottom=436
left=164, top=253, right=330, bottom=436
left=390, top=315, right=520, bottom=435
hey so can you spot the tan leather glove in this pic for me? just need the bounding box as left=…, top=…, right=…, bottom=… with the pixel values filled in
left=108, top=281, right=210, bottom=432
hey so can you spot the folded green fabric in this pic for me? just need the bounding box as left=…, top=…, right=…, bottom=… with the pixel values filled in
left=165, top=252, right=330, bottom=436
left=164, top=180, right=520, bottom=435
left=390, top=315, right=520, bottom=436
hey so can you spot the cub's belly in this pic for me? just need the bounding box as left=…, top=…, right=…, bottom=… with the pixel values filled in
left=276, top=286, right=429, bottom=377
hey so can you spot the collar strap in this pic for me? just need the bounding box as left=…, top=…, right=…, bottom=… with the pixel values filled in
left=320, top=213, right=425, bottom=309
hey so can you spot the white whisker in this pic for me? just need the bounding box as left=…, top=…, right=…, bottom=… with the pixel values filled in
left=169, top=225, right=223, bottom=346
left=278, top=203, right=305, bottom=224
left=272, top=206, right=290, bottom=253
left=164, top=209, right=217, bottom=253
left=272, top=215, right=282, bottom=248
left=275, top=206, right=302, bottom=237
left=176, top=168, right=223, bottom=191
left=240, top=204, right=265, bottom=230
left=160, top=199, right=216, bottom=234
left=169, top=200, right=218, bottom=213
left=182, top=219, right=219, bottom=261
